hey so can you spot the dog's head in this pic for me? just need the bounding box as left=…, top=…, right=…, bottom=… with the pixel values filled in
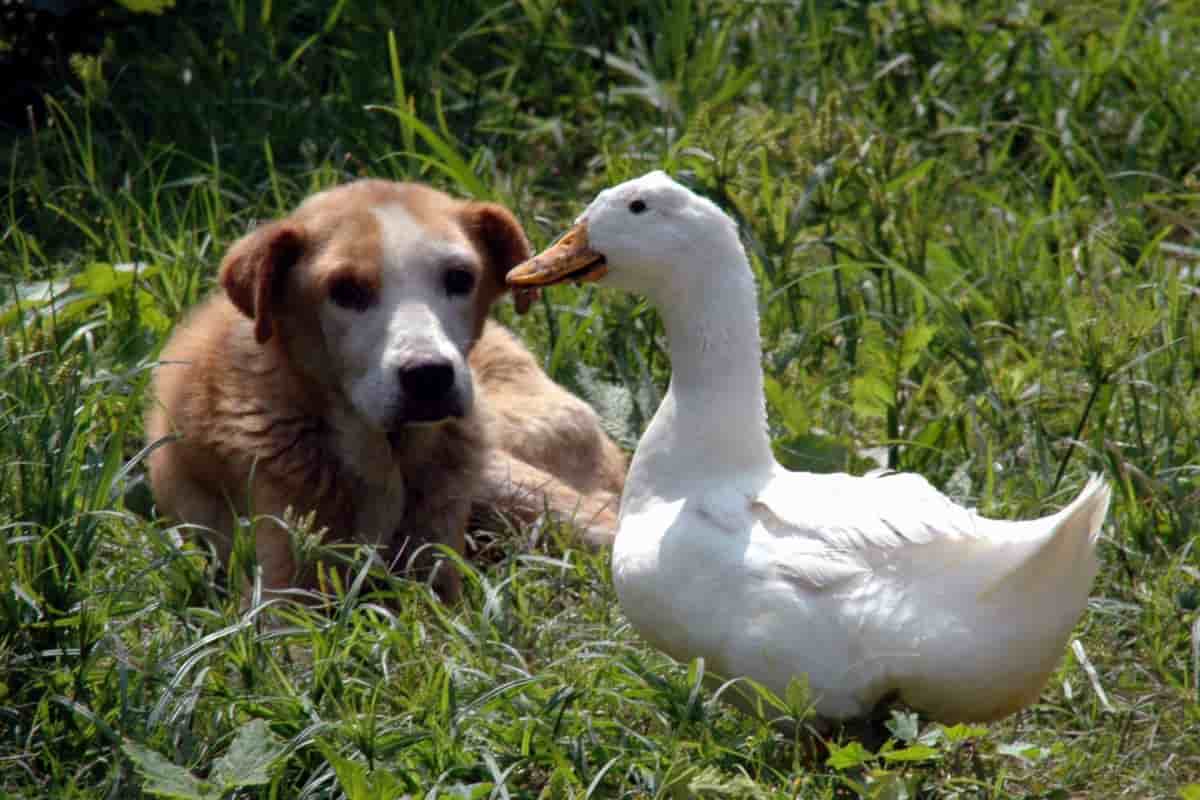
left=218, top=179, right=531, bottom=433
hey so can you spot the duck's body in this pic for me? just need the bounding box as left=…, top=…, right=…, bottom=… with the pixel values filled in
left=617, top=467, right=1108, bottom=721
left=508, top=171, right=1110, bottom=723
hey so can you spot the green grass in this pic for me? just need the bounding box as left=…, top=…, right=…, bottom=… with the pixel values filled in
left=3, top=0, right=1200, bottom=796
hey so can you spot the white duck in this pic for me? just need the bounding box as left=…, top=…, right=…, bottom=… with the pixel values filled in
left=508, top=171, right=1111, bottom=724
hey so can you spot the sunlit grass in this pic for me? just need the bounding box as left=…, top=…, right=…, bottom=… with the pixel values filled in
left=2, top=1, right=1199, bottom=797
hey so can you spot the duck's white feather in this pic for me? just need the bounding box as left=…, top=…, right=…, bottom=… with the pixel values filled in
left=615, top=470, right=1108, bottom=721
left=551, top=171, right=1111, bottom=723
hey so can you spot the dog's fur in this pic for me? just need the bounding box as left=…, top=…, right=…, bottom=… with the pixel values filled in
left=145, top=180, right=624, bottom=599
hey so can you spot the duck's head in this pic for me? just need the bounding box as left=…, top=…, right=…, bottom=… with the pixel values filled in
left=507, top=171, right=739, bottom=301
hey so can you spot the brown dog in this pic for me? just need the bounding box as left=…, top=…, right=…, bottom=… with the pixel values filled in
left=145, top=180, right=624, bottom=599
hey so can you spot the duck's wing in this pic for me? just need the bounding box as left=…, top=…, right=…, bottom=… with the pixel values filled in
left=756, top=469, right=977, bottom=547
left=745, top=470, right=986, bottom=591
left=749, top=470, right=1107, bottom=598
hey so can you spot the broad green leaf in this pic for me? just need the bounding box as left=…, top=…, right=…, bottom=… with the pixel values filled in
left=885, top=709, right=920, bottom=743
left=116, top=0, right=176, bottom=12
left=784, top=675, right=811, bottom=714
left=881, top=744, right=940, bottom=762
left=852, top=318, right=937, bottom=421
left=210, top=718, right=286, bottom=790
left=137, top=289, right=173, bottom=335
left=897, top=323, right=936, bottom=376
left=852, top=373, right=892, bottom=419
left=774, top=432, right=850, bottom=474
left=997, top=741, right=1049, bottom=764
left=75, top=262, right=129, bottom=298
left=76, top=261, right=160, bottom=297
left=764, top=374, right=809, bottom=434
left=320, top=747, right=371, bottom=800
left=686, top=765, right=771, bottom=798
left=940, top=722, right=988, bottom=744
left=319, top=743, right=406, bottom=800
left=122, top=742, right=213, bottom=800
left=912, top=418, right=948, bottom=453
left=826, top=740, right=874, bottom=770
left=1178, top=784, right=1200, bottom=800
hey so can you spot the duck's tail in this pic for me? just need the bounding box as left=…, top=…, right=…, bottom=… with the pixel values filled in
left=979, top=474, right=1111, bottom=601
left=892, top=476, right=1111, bottom=723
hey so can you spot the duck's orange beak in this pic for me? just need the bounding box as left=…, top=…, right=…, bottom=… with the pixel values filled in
left=506, top=222, right=608, bottom=288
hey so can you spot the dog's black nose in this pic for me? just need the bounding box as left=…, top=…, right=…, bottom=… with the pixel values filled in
left=400, top=360, right=456, bottom=401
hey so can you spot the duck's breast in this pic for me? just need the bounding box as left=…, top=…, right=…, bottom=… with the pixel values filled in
left=612, top=490, right=886, bottom=719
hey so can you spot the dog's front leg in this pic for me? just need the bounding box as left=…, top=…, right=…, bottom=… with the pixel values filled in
left=388, top=491, right=471, bottom=603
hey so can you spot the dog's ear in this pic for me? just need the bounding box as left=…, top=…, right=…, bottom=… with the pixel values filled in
left=219, top=222, right=306, bottom=343
left=461, top=202, right=540, bottom=315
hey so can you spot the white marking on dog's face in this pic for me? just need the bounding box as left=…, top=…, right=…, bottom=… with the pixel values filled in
left=318, top=203, right=480, bottom=432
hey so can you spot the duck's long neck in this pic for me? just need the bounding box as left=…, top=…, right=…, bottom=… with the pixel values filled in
left=624, top=252, right=775, bottom=510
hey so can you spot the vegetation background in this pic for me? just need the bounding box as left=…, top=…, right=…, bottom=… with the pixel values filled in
left=2, top=0, right=1199, bottom=797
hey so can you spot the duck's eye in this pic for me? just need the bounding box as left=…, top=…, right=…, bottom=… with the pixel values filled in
left=629, top=199, right=648, bottom=214
left=443, top=267, right=476, bottom=297
left=328, top=275, right=374, bottom=311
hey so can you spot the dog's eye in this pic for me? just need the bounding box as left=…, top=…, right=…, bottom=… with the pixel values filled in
left=443, top=268, right=476, bottom=297
left=328, top=275, right=373, bottom=311
left=629, top=199, right=648, bottom=214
